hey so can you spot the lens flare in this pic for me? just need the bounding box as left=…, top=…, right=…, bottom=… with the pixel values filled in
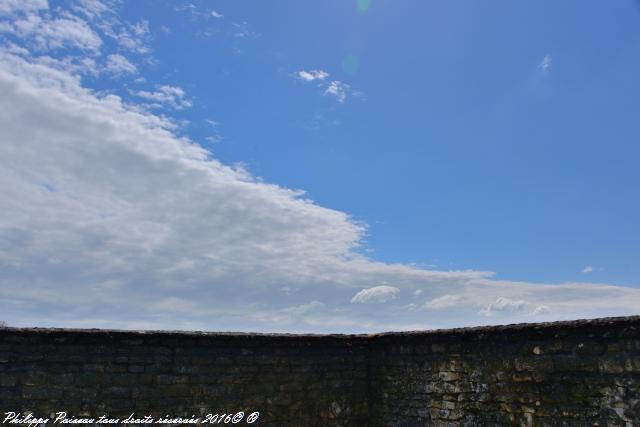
left=357, top=0, right=372, bottom=12
left=342, top=54, right=359, bottom=75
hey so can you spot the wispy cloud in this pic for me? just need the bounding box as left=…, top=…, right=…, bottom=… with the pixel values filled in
left=105, top=53, right=136, bottom=75
left=0, top=0, right=152, bottom=81
left=539, top=54, right=552, bottom=73
left=0, top=0, right=48, bottom=15
left=478, top=297, right=526, bottom=317
left=324, top=80, right=350, bottom=103
left=295, top=69, right=358, bottom=103
left=231, top=21, right=256, bottom=38
left=110, top=20, right=151, bottom=54
left=133, top=85, right=192, bottom=110
left=532, top=305, right=551, bottom=315
left=423, top=294, right=463, bottom=309
left=70, top=0, right=110, bottom=20
left=280, top=301, right=325, bottom=315
left=176, top=3, right=220, bottom=20
left=2, top=14, right=102, bottom=52
left=296, top=69, right=329, bottom=82
left=351, top=286, right=400, bottom=304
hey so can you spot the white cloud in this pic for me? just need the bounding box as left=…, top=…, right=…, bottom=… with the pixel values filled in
left=113, top=29, right=149, bottom=54
left=95, top=15, right=151, bottom=55
left=478, top=297, right=526, bottom=317
left=295, top=70, right=360, bottom=103
left=4, top=14, right=102, bottom=52
left=211, top=10, right=223, bottom=18
left=280, top=301, right=325, bottom=316
left=2, top=50, right=640, bottom=333
left=351, top=286, right=400, bottom=304
left=280, top=286, right=292, bottom=296
left=105, top=54, right=136, bottom=75
left=30, top=54, right=98, bottom=76
left=130, top=20, right=149, bottom=37
left=206, top=135, right=222, bottom=144
left=0, top=0, right=48, bottom=15
left=71, top=0, right=110, bottom=21
left=324, top=80, right=350, bottom=103
left=231, top=21, right=255, bottom=39
left=423, top=294, right=463, bottom=309
left=583, top=266, right=594, bottom=273
left=539, top=54, right=552, bottom=73
left=297, top=69, right=329, bottom=82
left=0, top=0, right=154, bottom=76
left=134, top=85, right=192, bottom=110
left=532, top=305, right=551, bottom=315
left=0, top=42, right=30, bottom=56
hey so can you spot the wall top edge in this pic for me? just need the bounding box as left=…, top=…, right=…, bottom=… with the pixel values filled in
left=2, top=315, right=639, bottom=340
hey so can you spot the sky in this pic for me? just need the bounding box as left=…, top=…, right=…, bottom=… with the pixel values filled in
left=0, top=0, right=639, bottom=333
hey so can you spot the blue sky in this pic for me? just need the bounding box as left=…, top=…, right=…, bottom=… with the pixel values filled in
left=125, top=0, right=640, bottom=285
left=0, top=0, right=639, bottom=332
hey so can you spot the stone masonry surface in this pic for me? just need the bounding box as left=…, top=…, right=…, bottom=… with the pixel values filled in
left=1, top=316, right=640, bottom=426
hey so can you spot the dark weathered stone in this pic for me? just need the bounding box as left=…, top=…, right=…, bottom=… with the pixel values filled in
left=1, top=316, right=640, bottom=425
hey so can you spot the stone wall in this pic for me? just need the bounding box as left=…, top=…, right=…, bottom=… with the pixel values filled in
left=0, top=329, right=369, bottom=426
left=369, top=317, right=640, bottom=426
left=1, top=316, right=640, bottom=426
